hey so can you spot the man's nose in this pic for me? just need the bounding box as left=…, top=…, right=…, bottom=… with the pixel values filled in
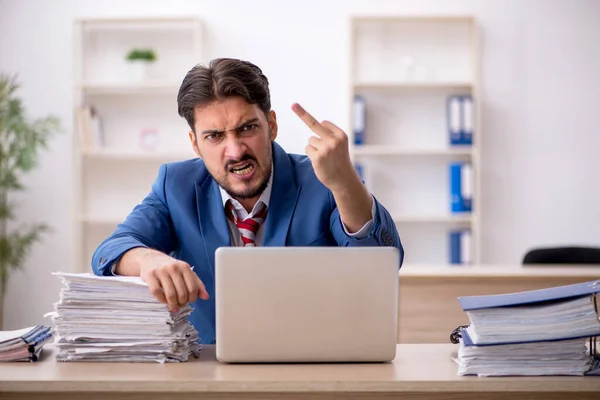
left=224, top=135, right=246, bottom=160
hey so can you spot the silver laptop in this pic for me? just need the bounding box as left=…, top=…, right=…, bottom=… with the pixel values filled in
left=214, top=247, right=399, bottom=363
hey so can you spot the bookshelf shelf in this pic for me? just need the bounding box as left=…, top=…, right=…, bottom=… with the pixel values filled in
left=78, top=82, right=181, bottom=95
left=82, top=149, right=193, bottom=161
left=73, top=17, right=203, bottom=272
left=349, top=15, right=481, bottom=265
left=79, top=16, right=201, bottom=31
left=353, top=82, right=473, bottom=91
left=353, top=145, right=473, bottom=157
left=80, top=215, right=122, bottom=225
left=392, top=214, right=473, bottom=224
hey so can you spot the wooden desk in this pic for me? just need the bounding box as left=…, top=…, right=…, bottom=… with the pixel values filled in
left=1, top=344, right=599, bottom=400
left=397, top=265, right=600, bottom=343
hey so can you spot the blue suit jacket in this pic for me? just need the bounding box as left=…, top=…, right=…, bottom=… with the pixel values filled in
left=92, top=142, right=403, bottom=343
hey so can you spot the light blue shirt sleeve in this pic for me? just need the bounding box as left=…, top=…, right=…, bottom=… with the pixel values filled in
left=340, top=195, right=377, bottom=238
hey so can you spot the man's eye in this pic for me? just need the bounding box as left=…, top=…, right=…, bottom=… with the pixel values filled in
left=206, top=133, right=223, bottom=141
left=241, top=124, right=258, bottom=132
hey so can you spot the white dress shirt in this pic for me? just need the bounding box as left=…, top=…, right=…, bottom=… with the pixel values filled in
left=220, top=169, right=274, bottom=246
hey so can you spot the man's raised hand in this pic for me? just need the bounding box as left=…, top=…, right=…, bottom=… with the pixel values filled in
left=291, top=103, right=358, bottom=193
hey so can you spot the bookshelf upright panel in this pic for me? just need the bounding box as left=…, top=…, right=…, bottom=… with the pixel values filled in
left=349, top=16, right=481, bottom=266
left=72, top=17, right=203, bottom=272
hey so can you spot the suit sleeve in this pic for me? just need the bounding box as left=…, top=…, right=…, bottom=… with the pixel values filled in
left=91, top=164, right=176, bottom=276
left=329, top=192, right=404, bottom=268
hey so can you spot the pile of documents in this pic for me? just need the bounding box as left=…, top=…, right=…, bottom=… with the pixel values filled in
left=458, top=337, right=594, bottom=376
left=0, top=325, right=54, bottom=362
left=47, top=272, right=201, bottom=363
left=455, top=280, right=600, bottom=376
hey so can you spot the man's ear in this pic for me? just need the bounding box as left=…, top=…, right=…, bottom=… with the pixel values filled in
left=189, top=131, right=202, bottom=158
left=268, top=110, right=278, bottom=141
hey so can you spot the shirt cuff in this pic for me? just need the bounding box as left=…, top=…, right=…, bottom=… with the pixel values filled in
left=341, top=195, right=376, bottom=238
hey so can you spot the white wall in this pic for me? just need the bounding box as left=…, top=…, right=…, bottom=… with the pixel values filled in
left=0, top=0, right=599, bottom=329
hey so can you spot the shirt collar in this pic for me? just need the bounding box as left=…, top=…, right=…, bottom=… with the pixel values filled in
left=219, top=164, right=273, bottom=217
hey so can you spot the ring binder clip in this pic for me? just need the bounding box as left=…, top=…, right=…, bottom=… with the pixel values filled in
left=592, top=295, right=599, bottom=357
left=450, top=324, right=470, bottom=344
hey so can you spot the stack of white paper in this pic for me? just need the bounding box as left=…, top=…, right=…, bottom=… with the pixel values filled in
left=458, top=338, right=594, bottom=376
left=47, top=272, right=201, bottom=363
left=0, top=325, right=54, bottom=362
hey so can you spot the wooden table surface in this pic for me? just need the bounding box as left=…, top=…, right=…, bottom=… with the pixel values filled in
left=1, top=344, right=599, bottom=400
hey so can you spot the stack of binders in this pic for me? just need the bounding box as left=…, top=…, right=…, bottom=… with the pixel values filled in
left=46, top=272, right=201, bottom=363
left=0, top=325, right=54, bottom=362
left=455, top=280, right=600, bottom=376
left=447, top=94, right=474, bottom=266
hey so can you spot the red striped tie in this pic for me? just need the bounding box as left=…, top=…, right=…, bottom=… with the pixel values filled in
left=225, top=201, right=268, bottom=247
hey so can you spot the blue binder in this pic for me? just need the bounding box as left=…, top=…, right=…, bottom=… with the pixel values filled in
left=460, top=163, right=473, bottom=212
left=458, top=279, right=600, bottom=311
left=449, top=163, right=463, bottom=213
left=447, top=95, right=462, bottom=146
left=449, top=230, right=462, bottom=264
left=354, top=163, right=364, bottom=182
left=461, top=95, right=474, bottom=145
left=353, top=95, right=366, bottom=145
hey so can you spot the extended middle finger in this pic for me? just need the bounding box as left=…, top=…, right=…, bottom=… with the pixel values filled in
left=292, top=103, right=332, bottom=138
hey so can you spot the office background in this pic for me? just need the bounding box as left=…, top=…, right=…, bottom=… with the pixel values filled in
left=0, top=0, right=599, bottom=330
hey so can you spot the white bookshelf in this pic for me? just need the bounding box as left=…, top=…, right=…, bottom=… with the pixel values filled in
left=72, top=17, right=203, bottom=272
left=349, top=15, right=481, bottom=266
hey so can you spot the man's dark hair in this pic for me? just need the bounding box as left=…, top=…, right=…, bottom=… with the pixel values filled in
left=177, top=58, right=271, bottom=134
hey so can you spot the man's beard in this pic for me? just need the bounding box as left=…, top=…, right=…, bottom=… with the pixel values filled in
left=212, top=146, right=272, bottom=201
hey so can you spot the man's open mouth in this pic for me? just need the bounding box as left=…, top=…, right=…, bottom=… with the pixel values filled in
left=230, top=163, right=255, bottom=175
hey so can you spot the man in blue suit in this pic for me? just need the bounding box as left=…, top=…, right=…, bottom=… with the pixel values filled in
left=92, top=58, right=403, bottom=344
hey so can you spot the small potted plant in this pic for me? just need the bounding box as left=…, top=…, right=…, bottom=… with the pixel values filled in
left=125, top=48, right=157, bottom=82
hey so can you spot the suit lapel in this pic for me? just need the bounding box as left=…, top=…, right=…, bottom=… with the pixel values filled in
left=262, top=142, right=301, bottom=247
left=196, top=174, right=231, bottom=280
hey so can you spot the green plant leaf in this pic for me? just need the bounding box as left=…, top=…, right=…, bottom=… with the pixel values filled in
left=0, top=201, right=15, bottom=221
left=126, top=48, right=157, bottom=62
left=0, top=171, right=23, bottom=191
left=0, top=224, right=49, bottom=294
left=0, top=73, right=62, bottom=296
